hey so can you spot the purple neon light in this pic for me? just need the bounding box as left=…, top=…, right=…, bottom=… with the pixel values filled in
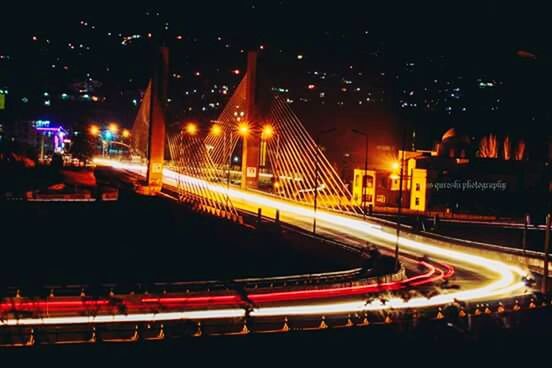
left=36, top=127, right=62, bottom=132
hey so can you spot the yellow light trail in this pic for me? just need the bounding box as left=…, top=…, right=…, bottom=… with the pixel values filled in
left=94, top=158, right=530, bottom=318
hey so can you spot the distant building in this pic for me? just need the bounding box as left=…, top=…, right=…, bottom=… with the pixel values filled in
left=3, top=119, right=69, bottom=159
left=352, top=158, right=429, bottom=212
left=436, top=128, right=471, bottom=158
left=352, top=169, right=376, bottom=208
left=352, top=138, right=552, bottom=218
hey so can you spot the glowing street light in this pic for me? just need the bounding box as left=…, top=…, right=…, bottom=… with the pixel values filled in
left=108, top=123, right=119, bottom=134
left=238, top=123, right=250, bottom=136
left=391, top=160, right=400, bottom=172
left=211, top=124, right=222, bottom=136
left=122, top=129, right=130, bottom=138
left=185, top=122, right=198, bottom=136
left=262, top=124, right=274, bottom=139
left=89, top=125, right=100, bottom=136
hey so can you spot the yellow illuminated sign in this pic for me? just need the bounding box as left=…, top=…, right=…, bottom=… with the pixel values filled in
left=0, top=94, right=5, bottom=110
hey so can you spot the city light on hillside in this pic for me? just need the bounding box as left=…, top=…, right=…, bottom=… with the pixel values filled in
left=2, top=5, right=544, bottom=347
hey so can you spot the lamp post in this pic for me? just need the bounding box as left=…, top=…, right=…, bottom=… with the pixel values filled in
left=313, top=128, right=337, bottom=234
left=103, top=129, right=115, bottom=157
left=238, top=122, right=250, bottom=190
left=209, top=120, right=227, bottom=182
left=88, top=125, right=100, bottom=156
left=352, top=129, right=369, bottom=220
left=273, top=134, right=281, bottom=192
left=394, top=128, right=407, bottom=270
left=227, top=129, right=232, bottom=192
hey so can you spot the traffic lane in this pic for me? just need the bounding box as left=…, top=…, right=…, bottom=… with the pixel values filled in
left=95, top=160, right=528, bottom=305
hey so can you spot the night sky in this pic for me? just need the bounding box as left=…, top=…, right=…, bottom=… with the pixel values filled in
left=5, top=2, right=549, bottom=54
left=2, top=1, right=552, bottom=162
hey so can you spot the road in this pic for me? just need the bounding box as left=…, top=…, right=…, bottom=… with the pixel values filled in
left=0, top=159, right=529, bottom=328
left=87, top=159, right=530, bottom=319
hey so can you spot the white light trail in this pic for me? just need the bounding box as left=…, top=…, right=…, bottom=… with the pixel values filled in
left=0, top=309, right=245, bottom=327
left=94, top=158, right=529, bottom=317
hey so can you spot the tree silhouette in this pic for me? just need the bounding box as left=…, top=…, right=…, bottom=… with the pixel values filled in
left=70, top=134, right=95, bottom=162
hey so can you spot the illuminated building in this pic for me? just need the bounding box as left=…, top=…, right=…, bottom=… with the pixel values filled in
left=352, top=169, right=376, bottom=208
left=352, top=155, right=428, bottom=212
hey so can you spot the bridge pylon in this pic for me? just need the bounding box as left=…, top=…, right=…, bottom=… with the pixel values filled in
left=137, top=46, right=169, bottom=195
left=241, top=51, right=261, bottom=190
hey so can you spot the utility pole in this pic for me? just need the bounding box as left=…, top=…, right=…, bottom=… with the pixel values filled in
left=394, top=129, right=407, bottom=270
left=273, top=135, right=281, bottom=192
left=543, top=213, right=551, bottom=294
left=39, top=134, right=45, bottom=162
left=522, top=213, right=528, bottom=256
left=363, top=133, right=368, bottom=218
left=352, top=129, right=369, bottom=219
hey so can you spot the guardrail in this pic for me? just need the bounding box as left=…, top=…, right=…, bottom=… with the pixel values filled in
left=1, top=263, right=369, bottom=299
left=0, top=294, right=548, bottom=347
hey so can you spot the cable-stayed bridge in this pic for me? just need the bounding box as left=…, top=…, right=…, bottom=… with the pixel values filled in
left=0, top=47, right=543, bottom=346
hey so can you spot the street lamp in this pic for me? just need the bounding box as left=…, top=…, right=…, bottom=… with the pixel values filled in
left=352, top=128, right=369, bottom=219
left=261, top=124, right=274, bottom=140
left=89, top=125, right=100, bottom=136
left=260, top=124, right=274, bottom=171
left=394, top=129, right=407, bottom=270
left=238, top=122, right=250, bottom=136
left=238, top=122, right=250, bottom=190
left=122, top=129, right=130, bottom=139
left=261, top=124, right=279, bottom=190
left=103, top=129, right=115, bottom=157
left=87, top=124, right=101, bottom=158
left=313, top=127, right=337, bottom=234
left=108, top=123, right=119, bottom=135
left=211, top=124, right=222, bottom=137
left=184, top=122, right=198, bottom=136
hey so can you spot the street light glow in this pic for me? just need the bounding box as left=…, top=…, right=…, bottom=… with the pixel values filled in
left=89, top=125, right=99, bottom=136
left=238, top=123, right=249, bottom=136
left=95, top=158, right=529, bottom=316
left=122, top=129, right=130, bottom=138
left=262, top=124, right=274, bottom=139
left=185, top=122, right=198, bottom=136
left=211, top=124, right=222, bottom=136
left=108, top=123, right=119, bottom=134
left=391, top=161, right=400, bottom=171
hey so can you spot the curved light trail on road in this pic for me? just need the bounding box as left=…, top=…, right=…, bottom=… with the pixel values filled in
left=88, top=159, right=530, bottom=319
